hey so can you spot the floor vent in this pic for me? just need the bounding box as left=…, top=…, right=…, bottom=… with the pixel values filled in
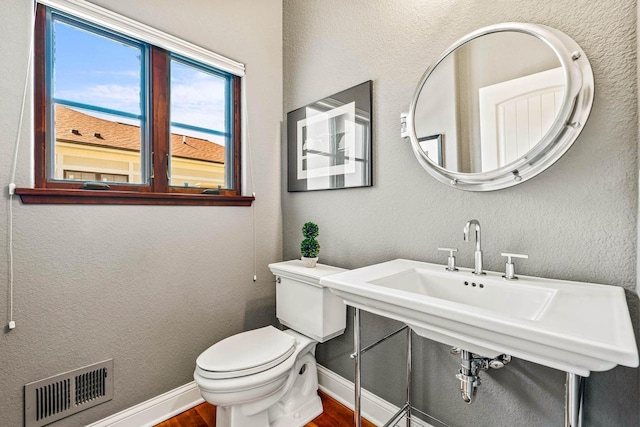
left=25, top=359, right=113, bottom=427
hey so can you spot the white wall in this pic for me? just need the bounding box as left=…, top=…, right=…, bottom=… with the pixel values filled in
left=0, top=1, right=282, bottom=426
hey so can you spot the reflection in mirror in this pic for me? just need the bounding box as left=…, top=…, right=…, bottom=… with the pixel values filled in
left=418, top=134, right=443, bottom=166
left=414, top=32, right=564, bottom=173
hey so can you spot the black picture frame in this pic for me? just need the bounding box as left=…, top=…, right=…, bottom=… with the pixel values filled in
left=287, top=81, right=373, bottom=192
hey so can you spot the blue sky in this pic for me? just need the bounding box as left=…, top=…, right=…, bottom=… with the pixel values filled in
left=53, top=19, right=227, bottom=139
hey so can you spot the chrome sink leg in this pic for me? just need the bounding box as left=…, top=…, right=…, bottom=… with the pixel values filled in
left=565, top=373, right=584, bottom=427
left=354, top=308, right=361, bottom=427
left=406, top=327, right=412, bottom=425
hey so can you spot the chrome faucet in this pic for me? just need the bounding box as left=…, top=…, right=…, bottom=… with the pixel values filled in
left=463, top=220, right=485, bottom=275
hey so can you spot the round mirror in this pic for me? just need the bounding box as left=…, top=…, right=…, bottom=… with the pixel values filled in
left=407, top=23, right=594, bottom=191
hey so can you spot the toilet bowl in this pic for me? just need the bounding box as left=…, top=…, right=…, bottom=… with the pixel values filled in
left=193, top=261, right=347, bottom=427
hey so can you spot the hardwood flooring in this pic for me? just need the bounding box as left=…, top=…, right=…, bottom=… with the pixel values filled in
left=155, top=391, right=376, bottom=427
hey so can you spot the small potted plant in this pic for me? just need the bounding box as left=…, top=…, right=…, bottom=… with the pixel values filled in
left=300, top=222, right=320, bottom=267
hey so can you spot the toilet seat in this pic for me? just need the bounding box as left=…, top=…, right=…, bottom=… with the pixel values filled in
left=196, top=326, right=296, bottom=379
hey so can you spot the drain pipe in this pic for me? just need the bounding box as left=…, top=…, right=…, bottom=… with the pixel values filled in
left=452, top=348, right=511, bottom=404
left=457, top=350, right=480, bottom=403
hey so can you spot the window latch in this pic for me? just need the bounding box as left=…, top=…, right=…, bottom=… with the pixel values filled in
left=202, top=185, right=222, bottom=195
left=81, top=182, right=110, bottom=190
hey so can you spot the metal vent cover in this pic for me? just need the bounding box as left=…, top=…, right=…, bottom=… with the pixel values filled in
left=25, top=359, right=113, bottom=427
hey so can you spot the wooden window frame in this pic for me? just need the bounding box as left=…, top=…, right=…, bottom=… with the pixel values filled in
left=17, top=4, right=253, bottom=207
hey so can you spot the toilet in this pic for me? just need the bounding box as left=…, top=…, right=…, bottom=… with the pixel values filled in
left=193, top=260, right=346, bottom=427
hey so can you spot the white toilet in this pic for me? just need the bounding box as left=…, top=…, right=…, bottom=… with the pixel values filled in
left=193, top=260, right=346, bottom=427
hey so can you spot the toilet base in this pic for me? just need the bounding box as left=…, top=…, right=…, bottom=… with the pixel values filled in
left=216, top=392, right=321, bottom=427
left=267, top=351, right=323, bottom=427
left=269, top=392, right=322, bottom=427
left=217, top=405, right=270, bottom=427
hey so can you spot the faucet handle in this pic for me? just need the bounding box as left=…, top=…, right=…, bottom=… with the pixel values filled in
left=438, top=247, right=459, bottom=272
left=501, top=253, right=528, bottom=280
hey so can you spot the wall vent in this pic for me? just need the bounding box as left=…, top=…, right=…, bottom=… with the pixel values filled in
left=25, top=359, right=113, bottom=427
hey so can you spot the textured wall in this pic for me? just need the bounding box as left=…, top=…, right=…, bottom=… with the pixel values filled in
left=283, top=1, right=639, bottom=426
left=0, top=1, right=282, bottom=426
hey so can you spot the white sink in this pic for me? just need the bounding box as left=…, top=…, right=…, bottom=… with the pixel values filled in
left=370, top=267, right=555, bottom=321
left=320, top=259, right=639, bottom=376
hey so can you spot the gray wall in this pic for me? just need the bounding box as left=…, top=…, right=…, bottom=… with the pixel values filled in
left=0, top=1, right=282, bottom=426
left=283, top=1, right=639, bottom=426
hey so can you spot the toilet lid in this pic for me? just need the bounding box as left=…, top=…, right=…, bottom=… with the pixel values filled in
left=196, top=326, right=296, bottom=379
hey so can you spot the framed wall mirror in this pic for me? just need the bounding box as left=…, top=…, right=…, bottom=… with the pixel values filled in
left=405, top=23, right=594, bottom=191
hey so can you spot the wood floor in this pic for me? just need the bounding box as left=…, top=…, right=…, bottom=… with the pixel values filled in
left=155, top=391, right=376, bottom=427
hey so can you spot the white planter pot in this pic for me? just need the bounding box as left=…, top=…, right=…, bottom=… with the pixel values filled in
left=301, top=256, right=319, bottom=268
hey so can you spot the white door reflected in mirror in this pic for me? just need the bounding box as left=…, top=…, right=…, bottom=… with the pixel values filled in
left=479, top=67, right=564, bottom=172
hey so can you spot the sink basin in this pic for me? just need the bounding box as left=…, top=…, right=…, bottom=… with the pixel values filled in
left=370, top=267, right=555, bottom=321
left=320, top=259, right=639, bottom=376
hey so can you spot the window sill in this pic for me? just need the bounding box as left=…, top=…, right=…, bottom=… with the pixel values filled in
left=15, top=188, right=255, bottom=206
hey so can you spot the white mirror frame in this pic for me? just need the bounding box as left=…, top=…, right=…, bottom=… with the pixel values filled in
left=407, top=22, right=594, bottom=191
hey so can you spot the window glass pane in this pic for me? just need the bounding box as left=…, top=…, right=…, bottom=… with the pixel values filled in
left=51, top=16, right=145, bottom=184
left=54, top=105, right=143, bottom=184
left=169, top=127, right=226, bottom=188
left=52, top=18, right=143, bottom=115
left=170, top=59, right=227, bottom=131
left=170, top=58, right=230, bottom=188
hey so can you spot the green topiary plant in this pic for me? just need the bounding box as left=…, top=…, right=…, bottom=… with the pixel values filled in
left=301, top=222, right=320, bottom=258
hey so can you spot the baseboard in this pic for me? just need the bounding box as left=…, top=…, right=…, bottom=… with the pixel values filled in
left=87, top=367, right=433, bottom=427
left=317, top=365, right=433, bottom=427
left=85, top=382, right=204, bottom=427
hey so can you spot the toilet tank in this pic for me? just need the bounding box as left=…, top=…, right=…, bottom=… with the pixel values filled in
left=268, top=260, right=346, bottom=343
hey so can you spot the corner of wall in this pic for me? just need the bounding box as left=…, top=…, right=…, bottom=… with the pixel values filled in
left=637, top=1, right=640, bottom=297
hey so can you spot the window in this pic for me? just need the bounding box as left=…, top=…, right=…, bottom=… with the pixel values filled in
left=169, top=56, right=233, bottom=189
left=50, top=12, right=146, bottom=185
left=20, top=2, right=252, bottom=206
